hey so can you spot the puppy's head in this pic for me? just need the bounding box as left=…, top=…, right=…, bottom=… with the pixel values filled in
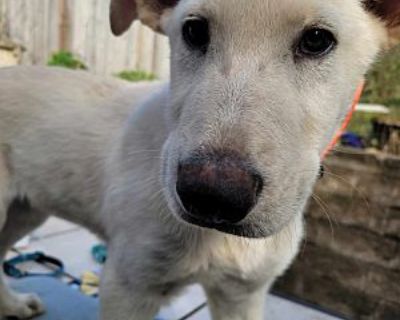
left=111, top=0, right=400, bottom=238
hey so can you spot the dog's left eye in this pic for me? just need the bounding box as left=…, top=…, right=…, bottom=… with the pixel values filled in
left=296, top=28, right=336, bottom=58
left=182, top=16, right=210, bottom=53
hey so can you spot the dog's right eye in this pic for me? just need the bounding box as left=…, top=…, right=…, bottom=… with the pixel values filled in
left=182, top=16, right=210, bottom=53
left=296, top=28, right=337, bottom=58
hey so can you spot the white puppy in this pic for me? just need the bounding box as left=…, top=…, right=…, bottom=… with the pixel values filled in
left=0, top=0, right=399, bottom=319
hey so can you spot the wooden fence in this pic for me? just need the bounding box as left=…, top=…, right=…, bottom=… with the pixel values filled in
left=0, top=0, right=170, bottom=79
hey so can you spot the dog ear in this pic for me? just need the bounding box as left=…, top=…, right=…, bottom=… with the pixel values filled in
left=364, top=0, right=400, bottom=26
left=110, top=0, right=138, bottom=36
left=363, top=0, right=400, bottom=46
left=110, top=0, right=178, bottom=35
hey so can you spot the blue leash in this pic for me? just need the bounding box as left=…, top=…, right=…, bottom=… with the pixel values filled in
left=3, top=251, right=64, bottom=279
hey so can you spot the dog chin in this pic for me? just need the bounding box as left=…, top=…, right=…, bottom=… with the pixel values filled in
left=176, top=210, right=270, bottom=239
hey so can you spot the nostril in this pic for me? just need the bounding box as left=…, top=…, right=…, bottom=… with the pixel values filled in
left=252, top=172, right=264, bottom=197
left=176, top=153, right=264, bottom=226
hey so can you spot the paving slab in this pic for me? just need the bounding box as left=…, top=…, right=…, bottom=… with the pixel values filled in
left=191, top=294, right=343, bottom=320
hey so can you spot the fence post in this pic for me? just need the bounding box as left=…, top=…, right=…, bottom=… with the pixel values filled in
left=0, top=1, right=6, bottom=39
left=59, top=0, right=70, bottom=51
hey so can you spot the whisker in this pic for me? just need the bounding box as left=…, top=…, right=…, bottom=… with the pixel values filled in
left=322, top=168, right=372, bottom=214
left=311, top=193, right=335, bottom=241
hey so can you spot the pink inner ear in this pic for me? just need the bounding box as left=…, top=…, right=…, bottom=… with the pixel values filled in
left=364, top=0, right=400, bottom=26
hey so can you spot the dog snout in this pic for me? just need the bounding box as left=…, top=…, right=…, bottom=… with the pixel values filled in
left=176, top=153, right=263, bottom=226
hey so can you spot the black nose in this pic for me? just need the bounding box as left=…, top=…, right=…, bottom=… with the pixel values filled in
left=176, top=152, right=263, bottom=226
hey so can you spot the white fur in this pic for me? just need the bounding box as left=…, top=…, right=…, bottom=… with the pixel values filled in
left=0, top=0, right=397, bottom=319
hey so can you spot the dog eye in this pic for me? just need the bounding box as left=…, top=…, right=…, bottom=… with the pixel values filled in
left=296, top=28, right=336, bottom=58
left=182, top=16, right=210, bottom=53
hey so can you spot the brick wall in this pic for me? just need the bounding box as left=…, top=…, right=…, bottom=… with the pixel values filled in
left=274, top=148, right=400, bottom=320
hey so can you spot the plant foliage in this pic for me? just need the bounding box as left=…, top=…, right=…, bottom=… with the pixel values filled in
left=48, top=51, right=87, bottom=70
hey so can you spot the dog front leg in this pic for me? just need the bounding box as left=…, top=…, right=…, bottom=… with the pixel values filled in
left=204, top=284, right=268, bottom=320
left=100, top=257, right=164, bottom=320
left=0, top=210, right=48, bottom=319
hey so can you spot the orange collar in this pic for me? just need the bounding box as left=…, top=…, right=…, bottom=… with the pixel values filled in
left=321, top=81, right=365, bottom=160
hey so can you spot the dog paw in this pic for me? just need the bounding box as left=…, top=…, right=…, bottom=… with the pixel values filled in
left=0, top=293, right=45, bottom=319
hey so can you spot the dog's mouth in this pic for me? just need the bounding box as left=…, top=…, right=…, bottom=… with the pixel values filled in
left=180, top=210, right=261, bottom=238
left=171, top=191, right=266, bottom=238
